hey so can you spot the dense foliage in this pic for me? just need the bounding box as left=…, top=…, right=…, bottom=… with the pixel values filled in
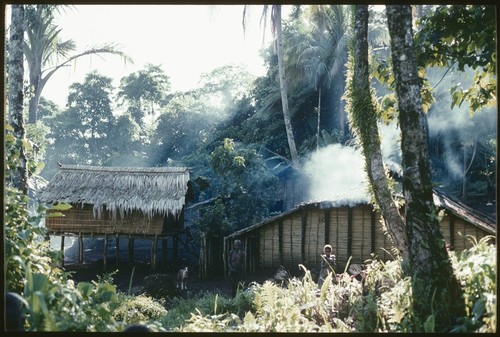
left=167, top=237, right=495, bottom=333
left=4, top=4, right=496, bottom=333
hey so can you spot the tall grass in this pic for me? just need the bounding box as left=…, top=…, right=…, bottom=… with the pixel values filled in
left=175, top=237, right=496, bottom=332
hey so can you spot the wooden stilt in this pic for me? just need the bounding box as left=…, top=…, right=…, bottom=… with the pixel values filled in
left=152, top=235, right=158, bottom=270
left=78, top=233, right=83, bottom=264
left=60, top=235, right=65, bottom=267
left=162, top=238, right=168, bottom=266
left=103, top=234, right=108, bottom=271
left=173, top=234, right=179, bottom=260
left=128, top=235, right=133, bottom=263
left=115, top=234, right=120, bottom=267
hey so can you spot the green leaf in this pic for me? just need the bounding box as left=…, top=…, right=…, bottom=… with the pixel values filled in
left=424, top=315, right=435, bottom=332
left=46, top=212, right=66, bottom=218
left=32, top=273, right=49, bottom=293
left=78, top=282, right=95, bottom=297
left=50, top=203, right=73, bottom=211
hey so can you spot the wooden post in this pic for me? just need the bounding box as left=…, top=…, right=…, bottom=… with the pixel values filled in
left=244, top=237, right=249, bottom=274
left=128, top=235, right=134, bottom=263
left=151, top=235, right=158, bottom=270
left=173, top=234, right=179, bottom=260
left=301, top=209, right=307, bottom=262
left=278, top=221, right=283, bottom=265
left=199, top=233, right=206, bottom=279
left=371, top=209, right=376, bottom=254
left=324, top=209, right=330, bottom=245
left=162, top=238, right=168, bottom=266
left=347, top=207, right=353, bottom=257
left=449, top=213, right=455, bottom=249
left=60, top=235, right=65, bottom=267
left=249, top=236, right=254, bottom=273
left=115, top=234, right=120, bottom=267
left=103, top=234, right=108, bottom=271
left=78, top=233, right=83, bottom=264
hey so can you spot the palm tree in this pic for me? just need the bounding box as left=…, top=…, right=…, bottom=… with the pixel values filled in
left=244, top=5, right=299, bottom=166
left=287, top=5, right=351, bottom=149
left=24, top=5, right=132, bottom=123
left=7, top=4, right=28, bottom=194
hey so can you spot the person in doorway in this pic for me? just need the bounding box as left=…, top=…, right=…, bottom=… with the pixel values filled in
left=228, top=239, right=245, bottom=297
left=318, top=244, right=336, bottom=287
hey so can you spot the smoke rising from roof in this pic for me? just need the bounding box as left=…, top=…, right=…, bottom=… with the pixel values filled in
left=304, top=122, right=402, bottom=206
left=303, top=143, right=370, bottom=206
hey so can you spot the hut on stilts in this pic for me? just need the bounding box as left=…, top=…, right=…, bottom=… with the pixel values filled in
left=223, top=189, right=496, bottom=277
left=41, top=164, right=193, bottom=270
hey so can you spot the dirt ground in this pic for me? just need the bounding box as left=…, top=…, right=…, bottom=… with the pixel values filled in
left=64, top=259, right=274, bottom=299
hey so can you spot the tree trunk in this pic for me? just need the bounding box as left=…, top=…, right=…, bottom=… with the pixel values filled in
left=28, top=72, right=42, bottom=124
left=274, top=5, right=299, bottom=166
left=348, top=5, right=408, bottom=260
left=316, top=88, right=321, bottom=151
left=7, top=5, right=28, bottom=195
left=386, top=5, right=464, bottom=329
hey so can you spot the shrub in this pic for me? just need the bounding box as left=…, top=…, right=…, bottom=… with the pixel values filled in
left=450, top=235, right=496, bottom=332
left=160, top=289, right=254, bottom=331
left=114, top=294, right=167, bottom=324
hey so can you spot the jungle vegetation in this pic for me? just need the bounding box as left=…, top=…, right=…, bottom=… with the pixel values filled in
left=4, top=4, right=496, bottom=332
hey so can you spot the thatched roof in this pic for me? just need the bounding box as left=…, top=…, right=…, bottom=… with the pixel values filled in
left=433, top=189, right=496, bottom=234
left=227, top=189, right=496, bottom=239
left=41, top=164, right=190, bottom=219
left=226, top=199, right=370, bottom=239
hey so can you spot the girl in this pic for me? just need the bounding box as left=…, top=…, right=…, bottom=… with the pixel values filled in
left=318, top=244, right=336, bottom=287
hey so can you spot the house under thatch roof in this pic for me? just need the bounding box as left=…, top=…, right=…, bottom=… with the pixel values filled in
left=223, top=189, right=495, bottom=276
left=42, top=164, right=191, bottom=219
left=41, top=165, right=193, bottom=268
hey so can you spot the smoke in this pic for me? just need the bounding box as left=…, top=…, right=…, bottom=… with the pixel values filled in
left=426, top=66, right=497, bottom=183
left=303, top=66, right=497, bottom=205
left=304, top=122, right=402, bottom=205
left=303, top=143, right=370, bottom=206
left=379, top=121, right=402, bottom=176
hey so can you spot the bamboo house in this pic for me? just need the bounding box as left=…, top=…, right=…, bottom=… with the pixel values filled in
left=41, top=164, right=193, bottom=268
left=224, top=189, right=496, bottom=276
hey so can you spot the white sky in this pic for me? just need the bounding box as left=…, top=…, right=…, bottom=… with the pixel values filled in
left=33, top=5, right=276, bottom=108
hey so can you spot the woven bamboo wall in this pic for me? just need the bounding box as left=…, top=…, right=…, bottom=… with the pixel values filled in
left=327, top=207, right=350, bottom=271
left=350, top=205, right=373, bottom=265
left=435, top=213, right=494, bottom=252
left=260, top=223, right=278, bottom=269
left=303, top=208, right=324, bottom=271
left=45, top=205, right=164, bottom=236
left=245, top=204, right=494, bottom=275
left=281, top=213, right=303, bottom=269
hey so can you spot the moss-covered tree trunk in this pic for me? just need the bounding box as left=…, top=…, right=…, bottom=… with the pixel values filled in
left=7, top=4, right=28, bottom=195
left=386, top=5, right=464, bottom=330
left=347, top=5, right=408, bottom=260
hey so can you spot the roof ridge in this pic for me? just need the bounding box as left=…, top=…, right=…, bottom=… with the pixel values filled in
left=59, top=164, right=189, bottom=173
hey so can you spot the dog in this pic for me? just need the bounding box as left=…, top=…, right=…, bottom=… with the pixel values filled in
left=176, top=267, right=188, bottom=290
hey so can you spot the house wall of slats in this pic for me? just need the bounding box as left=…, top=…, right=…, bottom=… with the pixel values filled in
left=440, top=214, right=493, bottom=252
left=257, top=205, right=387, bottom=273
left=233, top=203, right=495, bottom=276
left=45, top=204, right=166, bottom=236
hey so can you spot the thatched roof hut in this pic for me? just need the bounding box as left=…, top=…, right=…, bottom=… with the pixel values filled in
left=224, top=190, right=495, bottom=276
left=41, top=164, right=192, bottom=237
